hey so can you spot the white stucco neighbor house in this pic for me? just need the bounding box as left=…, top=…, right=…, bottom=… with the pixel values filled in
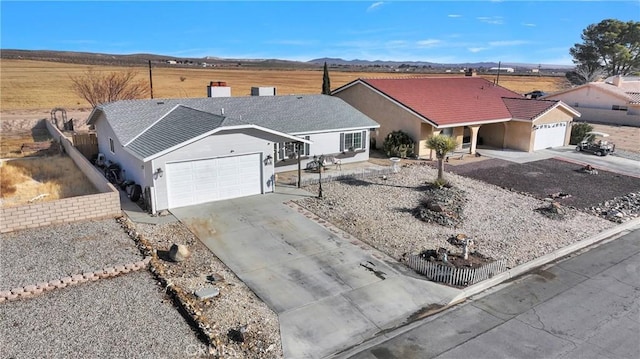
left=86, top=95, right=379, bottom=212
left=542, top=75, right=640, bottom=127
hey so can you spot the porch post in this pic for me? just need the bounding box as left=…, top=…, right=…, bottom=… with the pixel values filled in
left=297, top=142, right=302, bottom=188
left=469, top=125, right=480, bottom=154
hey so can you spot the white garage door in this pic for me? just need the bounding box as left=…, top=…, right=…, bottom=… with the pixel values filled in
left=166, top=153, right=262, bottom=208
left=533, top=122, right=567, bottom=151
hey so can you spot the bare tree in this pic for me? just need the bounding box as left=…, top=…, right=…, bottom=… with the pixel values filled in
left=70, top=68, right=150, bottom=108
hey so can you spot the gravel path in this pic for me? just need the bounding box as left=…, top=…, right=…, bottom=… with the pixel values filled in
left=296, top=163, right=616, bottom=269
left=0, top=219, right=141, bottom=289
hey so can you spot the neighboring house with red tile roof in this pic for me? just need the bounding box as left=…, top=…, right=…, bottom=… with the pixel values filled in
left=332, top=76, right=581, bottom=157
left=542, top=76, right=640, bottom=127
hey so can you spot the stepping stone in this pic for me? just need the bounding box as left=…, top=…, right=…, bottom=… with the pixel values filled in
left=194, top=287, right=220, bottom=300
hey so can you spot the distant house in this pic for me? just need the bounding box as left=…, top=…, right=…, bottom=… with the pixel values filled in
left=489, top=67, right=515, bottom=73
left=166, top=60, right=177, bottom=65
left=86, top=93, right=378, bottom=212
left=542, top=76, right=640, bottom=127
left=332, top=77, right=580, bottom=157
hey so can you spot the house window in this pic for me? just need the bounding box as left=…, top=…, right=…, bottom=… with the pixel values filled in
left=340, top=131, right=366, bottom=152
left=440, top=128, right=454, bottom=137
left=612, top=105, right=628, bottom=111
left=109, top=138, right=115, bottom=153
left=276, top=136, right=309, bottom=161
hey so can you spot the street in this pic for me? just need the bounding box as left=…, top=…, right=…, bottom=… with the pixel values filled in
left=341, top=226, right=640, bottom=359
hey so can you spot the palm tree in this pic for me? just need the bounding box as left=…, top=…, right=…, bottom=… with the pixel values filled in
left=426, top=134, right=458, bottom=184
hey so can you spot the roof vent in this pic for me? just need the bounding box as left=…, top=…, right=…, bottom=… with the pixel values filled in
left=157, top=101, right=165, bottom=105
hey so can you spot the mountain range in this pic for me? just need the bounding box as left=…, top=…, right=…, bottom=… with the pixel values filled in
left=0, top=49, right=574, bottom=70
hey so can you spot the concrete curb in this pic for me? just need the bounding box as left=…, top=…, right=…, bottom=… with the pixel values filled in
left=448, top=217, right=640, bottom=305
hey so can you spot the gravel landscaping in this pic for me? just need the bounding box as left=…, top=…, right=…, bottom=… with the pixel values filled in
left=131, top=219, right=283, bottom=359
left=447, top=158, right=640, bottom=209
left=295, top=162, right=617, bottom=269
left=0, top=219, right=141, bottom=289
left=0, top=219, right=207, bottom=358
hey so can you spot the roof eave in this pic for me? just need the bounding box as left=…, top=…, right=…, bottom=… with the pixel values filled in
left=139, top=124, right=313, bottom=162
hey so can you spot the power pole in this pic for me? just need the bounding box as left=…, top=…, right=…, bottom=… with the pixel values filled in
left=148, top=60, right=154, bottom=99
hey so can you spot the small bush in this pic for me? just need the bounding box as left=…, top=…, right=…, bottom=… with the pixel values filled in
left=570, top=123, right=593, bottom=145
left=383, top=130, right=415, bottom=158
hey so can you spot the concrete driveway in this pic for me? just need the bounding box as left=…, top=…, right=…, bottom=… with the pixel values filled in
left=170, top=186, right=460, bottom=359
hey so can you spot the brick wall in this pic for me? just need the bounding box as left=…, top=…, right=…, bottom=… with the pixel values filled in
left=0, top=192, right=120, bottom=233
left=0, top=121, right=121, bottom=233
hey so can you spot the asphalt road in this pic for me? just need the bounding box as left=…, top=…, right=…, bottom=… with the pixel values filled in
left=342, top=226, right=640, bottom=359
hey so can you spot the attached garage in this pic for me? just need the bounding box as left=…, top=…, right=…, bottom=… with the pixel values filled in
left=166, top=154, right=263, bottom=209
left=533, top=122, right=567, bottom=150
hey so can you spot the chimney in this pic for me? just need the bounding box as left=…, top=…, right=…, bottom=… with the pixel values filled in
left=465, top=68, right=477, bottom=77
left=612, top=75, right=623, bottom=87
left=251, top=86, right=277, bottom=96
left=207, top=81, right=231, bottom=97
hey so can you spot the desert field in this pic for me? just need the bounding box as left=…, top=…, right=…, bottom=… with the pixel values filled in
left=0, top=59, right=571, bottom=112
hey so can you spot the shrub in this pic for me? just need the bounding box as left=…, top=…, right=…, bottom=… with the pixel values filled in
left=383, top=130, right=415, bottom=158
left=570, top=123, right=593, bottom=145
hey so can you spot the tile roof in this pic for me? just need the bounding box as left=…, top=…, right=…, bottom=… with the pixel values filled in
left=89, top=95, right=380, bottom=151
left=357, top=77, right=524, bottom=126
left=501, top=98, right=560, bottom=121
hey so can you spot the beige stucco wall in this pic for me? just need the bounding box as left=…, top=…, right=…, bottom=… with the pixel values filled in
left=505, top=121, right=534, bottom=151
left=334, top=84, right=429, bottom=156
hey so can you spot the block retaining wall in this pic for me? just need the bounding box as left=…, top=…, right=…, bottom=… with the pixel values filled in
left=0, top=121, right=121, bottom=233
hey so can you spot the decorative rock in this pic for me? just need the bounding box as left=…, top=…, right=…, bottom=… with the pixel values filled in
left=169, top=244, right=191, bottom=262
left=61, top=277, right=73, bottom=284
left=36, top=282, right=50, bottom=291
left=10, top=287, right=25, bottom=295
left=158, top=210, right=170, bottom=217
left=194, top=287, right=220, bottom=299
left=0, top=290, right=11, bottom=298
left=24, top=285, right=37, bottom=292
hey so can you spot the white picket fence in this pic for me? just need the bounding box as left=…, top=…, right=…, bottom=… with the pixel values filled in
left=406, top=255, right=507, bottom=287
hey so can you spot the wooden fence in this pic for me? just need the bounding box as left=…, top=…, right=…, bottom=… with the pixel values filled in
left=406, top=255, right=507, bottom=287
left=72, top=132, right=98, bottom=159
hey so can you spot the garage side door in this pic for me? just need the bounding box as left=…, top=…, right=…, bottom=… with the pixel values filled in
left=533, top=122, right=567, bottom=151
left=166, top=153, right=262, bottom=208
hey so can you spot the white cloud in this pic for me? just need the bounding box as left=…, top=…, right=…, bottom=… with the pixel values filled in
left=417, top=39, right=442, bottom=48
left=488, top=40, right=528, bottom=47
left=468, top=47, right=488, bottom=53
left=367, top=2, right=384, bottom=12
left=448, top=14, right=462, bottom=18
left=522, top=23, right=536, bottom=27
left=477, top=16, right=504, bottom=25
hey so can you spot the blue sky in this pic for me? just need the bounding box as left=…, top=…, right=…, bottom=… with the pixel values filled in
left=1, top=1, right=638, bottom=65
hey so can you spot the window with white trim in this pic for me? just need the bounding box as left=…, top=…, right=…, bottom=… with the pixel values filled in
left=109, top=138, right=115, bottom=153
left=276, top=136, right=310, bottom=161
left=340, top=131, right=366, bottom=152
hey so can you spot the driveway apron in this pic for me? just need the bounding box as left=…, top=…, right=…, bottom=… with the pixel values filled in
left=170, top=187, right=461, bottom=359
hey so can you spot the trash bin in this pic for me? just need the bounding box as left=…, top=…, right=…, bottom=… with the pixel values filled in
left=389, top=157, right=401, bottom=173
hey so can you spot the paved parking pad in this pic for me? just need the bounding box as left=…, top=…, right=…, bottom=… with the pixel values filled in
left=171, top=187, right=460, bottom=359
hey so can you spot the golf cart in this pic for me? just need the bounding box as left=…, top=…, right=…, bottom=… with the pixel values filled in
left=575, top=131, right=615, bottom=156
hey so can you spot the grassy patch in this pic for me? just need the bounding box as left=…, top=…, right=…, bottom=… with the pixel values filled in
left=1, top=155, right=99, bottom=207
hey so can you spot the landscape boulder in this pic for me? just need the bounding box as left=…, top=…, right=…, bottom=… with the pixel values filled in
left=168, top=244, right=191, bottom=262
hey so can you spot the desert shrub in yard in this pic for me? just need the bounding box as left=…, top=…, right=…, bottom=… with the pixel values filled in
left=0, top=156, right=98, bottom=206
left=570, top=123, right=594, bottom=145
left=383, top=130, right=415, bottom=158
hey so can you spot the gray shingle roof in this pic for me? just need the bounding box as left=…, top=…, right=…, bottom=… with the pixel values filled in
left=89, top=95, right=380, bottom=154
left=126, top=105, right=225, bottom=159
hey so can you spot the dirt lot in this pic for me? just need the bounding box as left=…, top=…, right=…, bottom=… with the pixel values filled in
left=447, top=158, right=640, bottom=209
